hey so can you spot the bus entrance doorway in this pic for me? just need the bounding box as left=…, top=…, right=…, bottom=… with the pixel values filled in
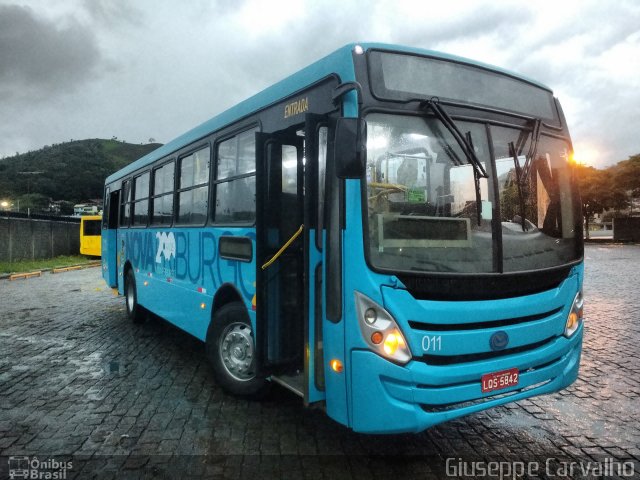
left=256, top=129, right=306, bottom=397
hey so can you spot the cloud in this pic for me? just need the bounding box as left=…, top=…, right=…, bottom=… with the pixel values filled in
left=393, top=3, right=532, bottom=47
left=0, top=4, right=101, bottom=101
left=82, top=0, right=142, bottom=27
left=0, top=0, right=637, bottom=166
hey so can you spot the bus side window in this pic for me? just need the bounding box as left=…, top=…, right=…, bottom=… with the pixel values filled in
left=177, top=147, right=210, bottom=225
left=120, top=180, right=131, bottom=227
left=84, top=219, right=101, bottom=236
left=132, top=172, right=150, bottom=226
left=214, top=128, right=258, bottom=224
left=281, top=145, right=298, bottom=195
left=103, top=187, right=110, bottom=229
left=151, top=161, right=175, bottom=225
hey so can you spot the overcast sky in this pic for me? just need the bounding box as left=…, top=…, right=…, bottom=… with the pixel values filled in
left=1, top=0, right=638, bottom=168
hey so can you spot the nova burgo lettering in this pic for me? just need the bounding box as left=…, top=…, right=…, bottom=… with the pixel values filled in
left=121, top=230, right=254, bottom=299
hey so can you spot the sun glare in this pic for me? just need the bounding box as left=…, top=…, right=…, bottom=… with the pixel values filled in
left=571, top=145, right=600, bottom=166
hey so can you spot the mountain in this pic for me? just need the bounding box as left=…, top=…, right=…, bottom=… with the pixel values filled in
left=0, top=139, right=162, bottom=204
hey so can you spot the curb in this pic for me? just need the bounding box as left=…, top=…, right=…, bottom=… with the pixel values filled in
left=584, top=239, right=640, bottom=245
left=9, top=271, right=42, bottom=281
left=1, top=261, right=101, bottom=281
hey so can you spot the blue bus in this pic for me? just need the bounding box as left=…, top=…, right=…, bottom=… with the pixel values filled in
left=102, top=43, right=584, bottom=434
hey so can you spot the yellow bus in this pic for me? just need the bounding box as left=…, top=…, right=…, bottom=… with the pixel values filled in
left=80, top=215, right=102, bottom=257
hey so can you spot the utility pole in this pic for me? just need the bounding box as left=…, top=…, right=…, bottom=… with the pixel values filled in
left=18, top=171, right=44, bottom=194
left=17, top=171, right=44, bottom=212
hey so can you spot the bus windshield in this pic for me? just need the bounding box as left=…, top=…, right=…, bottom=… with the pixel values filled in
left=365, top=113, right=579, bottom=274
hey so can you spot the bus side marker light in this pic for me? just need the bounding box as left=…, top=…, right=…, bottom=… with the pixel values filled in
left=200, top=303, right=206, bottom=310
left=371, top=331, right=383, bottom=344
left=330, top=359, right=343, bottom=373
left=143, top=281, right=149, bottom=286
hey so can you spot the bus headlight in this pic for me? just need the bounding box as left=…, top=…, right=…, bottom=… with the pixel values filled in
left=355, top=292, right=412, bottom=364
left=565, top=290, right=584, bottom=337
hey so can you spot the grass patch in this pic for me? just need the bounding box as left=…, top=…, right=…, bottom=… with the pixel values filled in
left=0, top=255, right=98, bottom=274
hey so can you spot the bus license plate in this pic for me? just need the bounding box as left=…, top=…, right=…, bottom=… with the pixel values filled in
left=481, top=368, right=519, bottom=393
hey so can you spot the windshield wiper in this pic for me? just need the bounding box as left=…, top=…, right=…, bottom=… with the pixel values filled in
left=508, top=141, right=529, bottom=232
left=422, top=98, right=488, bottom=179
left=520, top=118, right=541, bottom=186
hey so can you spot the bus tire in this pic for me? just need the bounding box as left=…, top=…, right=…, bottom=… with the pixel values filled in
left=125, top=269, right=145, bottom=324
left=207, top=302, right=267, bottom=396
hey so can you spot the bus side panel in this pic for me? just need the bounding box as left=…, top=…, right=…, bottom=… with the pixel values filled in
left=81, top=235, right=101, bottom=256
left=119, top=227, right=256, bottom=341
left=138, top=270, right=213, bottom=340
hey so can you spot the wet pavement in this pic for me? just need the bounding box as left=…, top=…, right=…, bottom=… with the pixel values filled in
left=0, top=244, right=639, bottom=479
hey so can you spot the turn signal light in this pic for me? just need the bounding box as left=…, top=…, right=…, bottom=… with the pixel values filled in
left=330, top=359, right=343, bottom=373
left=371, top=331, right=384, bottom=344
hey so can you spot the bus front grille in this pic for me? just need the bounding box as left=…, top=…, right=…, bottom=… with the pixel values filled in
left=408, top=306, right=562, bottom=332
left=416, top=336, right=556, bottom=366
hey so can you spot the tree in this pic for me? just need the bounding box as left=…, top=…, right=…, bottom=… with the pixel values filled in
left=575, top=165, right=612, bottom=238
left=17, top=193, right=49, bottom=212
left=613, top=154, right=640, bottom=215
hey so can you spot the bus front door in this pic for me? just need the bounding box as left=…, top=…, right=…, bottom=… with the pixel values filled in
left=102, top=188, right=119, bottom=288
left=256, top=130, right=307, bottom=397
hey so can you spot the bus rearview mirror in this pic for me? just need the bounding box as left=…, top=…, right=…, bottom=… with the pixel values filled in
left=335, top=117, right=366, bottom=179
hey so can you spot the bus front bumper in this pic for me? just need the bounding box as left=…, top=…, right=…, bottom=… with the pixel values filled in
left=349, top=326, right=582, bottom=434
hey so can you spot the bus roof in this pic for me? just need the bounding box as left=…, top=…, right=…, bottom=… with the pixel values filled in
left=106, top=42, right=551, bottom=184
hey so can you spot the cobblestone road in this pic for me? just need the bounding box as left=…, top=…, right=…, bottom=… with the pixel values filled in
left=0, top=244, right=639, bottom=479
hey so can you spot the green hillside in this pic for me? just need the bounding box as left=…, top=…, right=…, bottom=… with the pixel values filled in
left=0, top=139, right=162, bottom=205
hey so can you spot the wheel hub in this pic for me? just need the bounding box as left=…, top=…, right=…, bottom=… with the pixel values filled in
left=220, top=323, right=255, bottom=381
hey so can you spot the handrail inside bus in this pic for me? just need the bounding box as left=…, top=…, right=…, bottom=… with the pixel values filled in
left=261, top=224, right=304, bottom=270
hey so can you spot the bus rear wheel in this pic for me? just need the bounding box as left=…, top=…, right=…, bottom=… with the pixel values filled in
left=125, top=269, right=145, bottom=324
left=207, top=302, right=267, bottom=396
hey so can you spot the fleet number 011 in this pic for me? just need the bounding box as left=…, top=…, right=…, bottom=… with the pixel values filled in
left=422, top=335, right=442, bottom=352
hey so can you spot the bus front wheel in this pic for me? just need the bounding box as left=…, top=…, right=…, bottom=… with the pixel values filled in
left=207, top=302, right=267, bottom=396
left=125, top=269, right=145, bottom=324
